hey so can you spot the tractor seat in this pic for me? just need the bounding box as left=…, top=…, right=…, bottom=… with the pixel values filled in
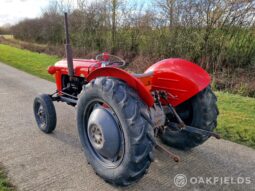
left=132, top=71, right=153, bottom=78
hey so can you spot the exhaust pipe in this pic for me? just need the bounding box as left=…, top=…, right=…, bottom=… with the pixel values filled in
left=64, top=12, right=74, bottom=79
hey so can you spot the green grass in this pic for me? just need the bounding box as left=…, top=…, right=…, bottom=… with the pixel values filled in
left=0, top=164, right=15, bottom=191
left=216, top=92, right=255, bottom=148
left=0, top=44, right=59, bottom=81
left=0, top=43, right=254, bottom=149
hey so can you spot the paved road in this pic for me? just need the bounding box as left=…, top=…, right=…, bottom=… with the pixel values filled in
left=0, top=62, right=254, bottom=191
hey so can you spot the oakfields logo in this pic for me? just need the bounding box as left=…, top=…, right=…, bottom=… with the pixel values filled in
left=174, top=174, right=187, bottom=187
left=174, top=174, right=251, bottom=187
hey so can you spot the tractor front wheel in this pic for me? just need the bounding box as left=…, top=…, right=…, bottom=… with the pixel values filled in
left=77, top=77, right=154, bottom=186
left=33, top=94, right=57, bottom=133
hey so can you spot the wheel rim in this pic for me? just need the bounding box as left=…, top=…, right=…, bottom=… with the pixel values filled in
left=88, top=124, right=104, bottom=149
left=83, top=100, right=125, bottom=168
left=34, top=102, right=47, bottom=129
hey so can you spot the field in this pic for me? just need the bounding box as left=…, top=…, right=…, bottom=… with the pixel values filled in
left=0, top=35, right=14, bottom=40
left=0, top=43, right=254, bottom=149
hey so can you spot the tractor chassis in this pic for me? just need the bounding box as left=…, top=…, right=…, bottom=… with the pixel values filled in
left=50, top=89, right=78, bottom=106
left=48, top=88, right=220, bottom=163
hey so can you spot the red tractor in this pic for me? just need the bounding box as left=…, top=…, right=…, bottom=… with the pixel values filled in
left=33, top=13, right=219, bottom=186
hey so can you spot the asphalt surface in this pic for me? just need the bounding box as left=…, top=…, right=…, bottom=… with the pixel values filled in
left=0, top=62, right=254, bottom=191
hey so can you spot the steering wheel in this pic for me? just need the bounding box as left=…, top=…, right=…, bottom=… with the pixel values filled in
left=96, top=53, right=126, bottom=68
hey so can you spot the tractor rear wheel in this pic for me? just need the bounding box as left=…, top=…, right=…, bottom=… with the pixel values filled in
left=160, top=86, right=218, bottom=150
left=33, top=94, right=57, bottom=133
left=77, top=77, right=154, bottom=186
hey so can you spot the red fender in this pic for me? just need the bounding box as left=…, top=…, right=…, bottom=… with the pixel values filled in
left=87, top=67, right=154, bottom=107
left=145, top=58, right=211, bottom=107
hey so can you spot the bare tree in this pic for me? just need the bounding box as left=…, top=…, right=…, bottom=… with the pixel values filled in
left=155, top=0, right=180, bottom=28
left=107, top=0, right=124, bottom=53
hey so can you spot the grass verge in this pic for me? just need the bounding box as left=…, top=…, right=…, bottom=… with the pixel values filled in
left=0, top=44, right=59, bottom=81
left=216, top=92, right=255, bottom=148
left=0, top=43, right=254, bottom=149
left=0, top=164, right=15, bottom=191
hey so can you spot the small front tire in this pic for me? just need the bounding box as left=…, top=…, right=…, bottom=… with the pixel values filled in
left=33, top=94, right=57, bottom=133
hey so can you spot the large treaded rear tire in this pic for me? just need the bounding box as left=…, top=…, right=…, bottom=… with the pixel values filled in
left=77, top=77, right=155, bottom=186
left=160, top=86, right=218, bottom=150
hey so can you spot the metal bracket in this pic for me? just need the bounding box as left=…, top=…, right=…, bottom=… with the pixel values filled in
left=155, top=140, right=180, bottom=162
left=168, top=122, right=220, bottom=139
left=159, top=91, right=220, bottom=139
left=49, top=89, right=78, bottom=106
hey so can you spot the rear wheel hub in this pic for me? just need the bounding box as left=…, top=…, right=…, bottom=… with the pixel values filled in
left=88, top=107, right=121, bottom=159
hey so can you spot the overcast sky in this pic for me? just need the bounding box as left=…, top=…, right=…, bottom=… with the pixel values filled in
left=0, top=0, right=149, bottom=27
left=0, top=0, right=48, bottom=26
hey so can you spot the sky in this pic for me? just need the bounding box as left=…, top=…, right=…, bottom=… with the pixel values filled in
left=0, top=0, right=149, bottom=27
left=0, top=0, right=48, bottom=27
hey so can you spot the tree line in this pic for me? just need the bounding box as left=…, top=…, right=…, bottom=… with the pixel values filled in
left=10, top=0, right=255, bottom=72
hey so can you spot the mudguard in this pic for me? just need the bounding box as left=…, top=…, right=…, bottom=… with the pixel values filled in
left=87, top=67, right=154, bottom=107
left=145, top=58, right=211, bottom=107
